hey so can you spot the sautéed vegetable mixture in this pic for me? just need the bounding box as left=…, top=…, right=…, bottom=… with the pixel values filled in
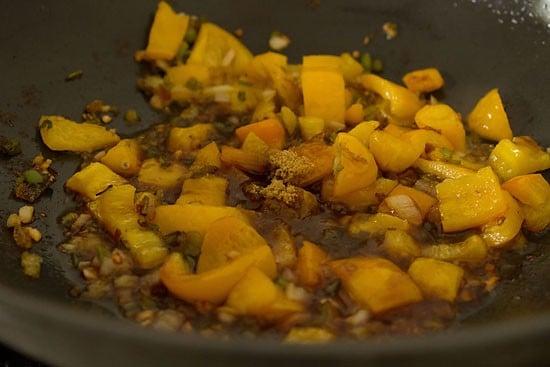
left=26, top=1, right=550, bottom=341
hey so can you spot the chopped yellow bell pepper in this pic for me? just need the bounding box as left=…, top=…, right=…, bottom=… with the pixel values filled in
left=348, top=213, right=410, bottom=236
left=368, top=130, right=424, bottom=173
left=93, top=184, right=167, bottom=269
left=383, top=229, right=421, bottom=263
left=152, top=204, right=250, bottom=236
left=187, top=22, right=253, bottom=76
left=467, top=88, right=513, bottom=141
left=293, top=140, right=335, bottom=186
left=413, top=158, right=475, bottom=180
left=190, top=141, right=221, bottom=172
left=298, top=116, right=325, bottom=141
left=421, top=235, right=488, bottom=266
left=481, top=191, right=524, bottom=248
left=322, top=177, right=397, bottom=210
left=196, top=216, right=276, bottom=277
left=167, top=124, right=214, bottom=153
left=436, top=166, right=507, bottom=232
left=220, top=145, right=267, bottom=174
left=332, top=133, right=378, bottom=197
left=246, top=52, right=300, bottom=110
left=166, top=64, right=211, bottom=91
left=339, top=52, right=364, bottom=82
left=159, top=247, right=272, bottom=304
left=414, top=104, right=466, bottom=152
left=344, top=103, right=364, bottom=126
left=137, top=158, right=188, bottom=189
left=360, top=74, right=424, bottom=125
left=285, top=327, right=335, bottom=344
left=302, top=55, right=346, bottom=125
left=408, top=257, right=464, bottom=302
left=501, top=174, right=550, bottom=207
left=135, top=1, right=189, bottom=61
left=224, top=267, right=303, bottom=318
left=176, top=175, right=228, bottom=206
left=296, top=240, right=330, bottom=288
left=489, top=136, right=550, bottom=181
left=402, top=68, right=444, bottom=93
left=330, top=256, right=423, bottom=314
left=523, top=200, right=550, bottom=232
left=348, top=120, right=380, bottom=145
left=39, top=115, right=120, bottom=153
left=235, top=117, right=286, bottom=149
left=100, top=139, right=142, bottom=177
left=404, top=128, right=454, bottom=151
left=66, top=162, right=127, bottom=201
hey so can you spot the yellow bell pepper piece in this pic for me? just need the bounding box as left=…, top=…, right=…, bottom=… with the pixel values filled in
left=348, top=213, right=410, bottom=236
left=293, top=140, right=335, bottom=186
left=100, top=139, right=142, bottom=177
left=414, top=104, right=466, bottom=152
left=382, top=229, right=421, bottom=263
left=220, top=145, right=267, bottom=174
left=502, top=174, right=550, bottom=207
left=166, top=64, right=211, bottom=90
left=348, top=120, right=380, bottom=145
left=190, top=141, right=221, bottom=172
left=302, top=55, right=346, bottom=125
left=196, top=216, right=276, bottom=277
left=408, top=257, right=464, bottom=302
left=285, top=327, right=335, bottom=344
left=246, top=52, right=300, bottom=110
left=137, top=158, right=188, bottom=189
left=225, top=267, right=303, bottom=318
left=402, top=68, right=444, bottom=93
left=66, top=162, right=127, bottom=201
left=39, top=115, right=119, bottom=153
left=322, top=177, right=397, bottom=211
left=360, top=73, right=423, bottom=125
left=413, top=158, right=475, bottom=180
left=368, top=130, right=424, bottom=173
left=159, top=247, right=272, bottom=304
left=296, top=240, right=330, bottom=288
left=481, top=191, right=524, bottom=248
left=167, top=124, right=214, bottom=153
left=332, top=133, right=378, bottom=197
left=436, top=166, right=507, bottom=232
left=489, top=137, right=550, bottom=181
left=467, top=88, right=513, bottom=141
left=176, top=175, right=228, bottom=206
left=298, top=116, right=325, bottom=141
left=330, top=256, right=423, bottom=314
left=523, top=200, right=550, bottom=232
left=152, top=204, right=250, bottom=236
left=344, top=103, right=364, bottom=126
left=404, top=129, right=454, bottom=151
left=339, top=52, right=364, bottom=82
left=280, top=106, right=298, bottom=135
left=187, top=22, right=253, bottom=76
left=421, top=235, right=488, bottom=266
left=135, top=1, right=190, bottom=61
left=235, top=117, right=286, bottom=150
left=93, top=184, right=167, bottom=269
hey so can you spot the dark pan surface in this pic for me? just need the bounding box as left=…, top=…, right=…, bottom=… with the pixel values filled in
left=0, top=1, right=549, bottom=366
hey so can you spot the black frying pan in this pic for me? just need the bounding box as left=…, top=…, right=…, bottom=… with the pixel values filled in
left=0, top=1, right=549, bottom=366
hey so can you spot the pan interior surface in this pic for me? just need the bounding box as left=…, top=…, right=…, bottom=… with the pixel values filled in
left=0, top=1, right=548, bottom=366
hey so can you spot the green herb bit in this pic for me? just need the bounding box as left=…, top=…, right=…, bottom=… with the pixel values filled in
left=39, top=119, right=53, bottom=130
left=61, top=212, right=79, bottom=227
left=372, top=58, right=384, bottom=73
left=0, top=136, right=21, bottom=156
left=65, top=69, right=84, bottom=82
left=237, top=90, right=247, bottom=102
left=185, top=77, right=202, bottom=91
left=360, top=53, right=372, bottom=72
left=23, top=169, right=44, bottom=184
left=184, top=27, right=197, bottom=43
left=124, top=109, right=140, bottom=124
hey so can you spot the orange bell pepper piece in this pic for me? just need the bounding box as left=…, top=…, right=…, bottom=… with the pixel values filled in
left=296, top=240, right=330, bottom=288
left=235, top=117, right=286, bottom=149
left=402, top=68, right=444, bottom=93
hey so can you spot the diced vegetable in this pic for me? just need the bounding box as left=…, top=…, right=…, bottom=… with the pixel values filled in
left=39, top=116, right=120, bottom=153
left=382, top=229, right=421, bottom=263
left=176, top=175, right=228, bottom=206
left=422, top=235, right=488, bottom=266
left=101, top=139, right=143, bottom=176
left=402, top=68, right=444, bottom=93
left=348, top=213, right=411, bottom=236
left=467, top=89, right=513, bottom=141
left=137, top=159, right=188, bottom=189
left=408, top=258, right=464, bottom=302
left=436, top=167, right=507, bottom=232
left=135, top=1, right=190, bottom=61
left=414, top=104, right=466, bottom=152
left=489, top=137, right=550, bottom=181
left=369, top=130, right=424, bottom=173
left=296, top=240, right=330, bottom=288
left=413, top=158, right=475, bottom=180
left=235, top=117, right=286, bottom=149
left=66, top=162, right=127, bottom=201
left=481, top=191, right=524, bottom=248
left=330, top=256, right=423, bottom=314
left=502, top=174, right=550, bottom=207
left=220, top=145, right=267, bottom=174
left=191, top=141, right=222, bottom=172
left=167, top=124, right=214, bottom=153
left=348, top=120, right=380, bottom=145
left=285, top=327, right=335, bottom=344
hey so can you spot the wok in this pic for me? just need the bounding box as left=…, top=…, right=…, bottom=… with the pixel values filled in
left=0, top=0, right=549, bottom=366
